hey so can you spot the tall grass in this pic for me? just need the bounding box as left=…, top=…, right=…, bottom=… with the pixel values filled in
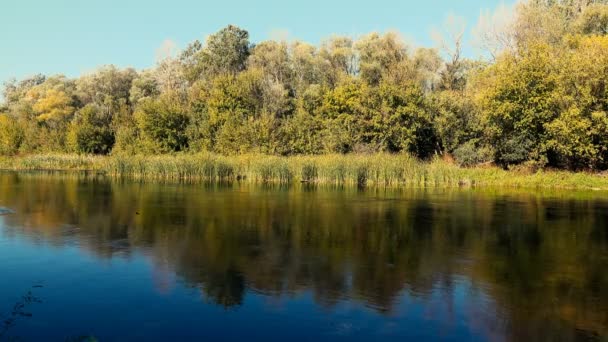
left=1, top=153, right=607, bottom=190
left=0, top=154, right=105, bottom=171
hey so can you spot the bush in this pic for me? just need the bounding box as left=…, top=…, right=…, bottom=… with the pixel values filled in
left=495, top=134, right=537, bottom=167
left=453, top=141, right=494, bottom=167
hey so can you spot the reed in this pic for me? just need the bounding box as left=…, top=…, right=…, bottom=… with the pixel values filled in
left=0, top=153, right=607, bottom=190
left=0, top=154, right=104, bottom=171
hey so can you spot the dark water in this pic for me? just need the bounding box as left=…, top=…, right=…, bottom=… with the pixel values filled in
left=0, top=173, right=606, bottom=341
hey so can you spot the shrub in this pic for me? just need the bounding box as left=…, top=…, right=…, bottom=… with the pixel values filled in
left=453, top=141, right=494, bottom=167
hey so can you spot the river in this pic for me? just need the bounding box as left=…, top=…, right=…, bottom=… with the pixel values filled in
left=0, top=173, right=606, bottom=341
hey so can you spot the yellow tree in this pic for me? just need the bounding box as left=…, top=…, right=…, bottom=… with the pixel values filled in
left=25, top=78, right=75, bottom=125
left=575, top=3, right=608, bottom=34
left=0, top=114, right=24, bottom=155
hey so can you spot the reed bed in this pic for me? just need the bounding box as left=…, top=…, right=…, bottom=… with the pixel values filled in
left=0, top=154, right=106, bottom=171
left=1, top=153, right=607, bottom=190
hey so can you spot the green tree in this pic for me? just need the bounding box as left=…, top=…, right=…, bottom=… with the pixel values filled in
left=248, top=41, right=293, bottom=85
left=67, top=104, right=115, bottom=154
left=134, top=95, right=189, bottom=153
left=546, top=35, right=608, bottom=169
left=319, top=79, right=368, bottom=153
left=369, top=82, right=435, bottom=156
left=277, top=110, right=324, bottom=155
left=3, top=21, right=608, bottom=170
left=76, top=66, right=137, bottom=107
left=129, top=70, right=160, bottom=105
left=290, top=41, right=323, bottom=95
left=205, top=25, right=251, bottom=75
left=475, top=44, right=560, bottom=167
left=318, top=36, right=358, bottom=87
left=355, top=32, right=408, bottom=86
left=180, top=25, right=251, bottom=82
left=431, top=90, right=480, bottom=154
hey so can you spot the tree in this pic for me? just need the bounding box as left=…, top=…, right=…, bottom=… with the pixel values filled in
left=258, top=75, right=294, bottom=118
left=575, top=3, right=608, bottom=34
left=370, top=83, right=435, bottom=156
left=76, top=66, right=137, bottom=107
left=179, top=40, right=205, bottom=83
left=472, top=3, right=517, bottom=59
left=2, top=74, right=46, bottom=107
left=3, top=21, right=608, bottom=170
left=474, top=44, right=560, bottom=167
left=431, top=90, right=480, bottom=154
left=488, top=0, right=608, bottom=53
left=277, top=110, right=324, bottom=155
left=134, top=95, right=189, bottom=153
left=248, top=40, right=293, bottom=85
left=67, top=104, right=115, bottom=154
left=180, top=25, right=251, bottom=82
left=355, top=32, right=408, bottom=85
left=512, top=1, right=570, bottom=49
left=546, top=35, right=608, bottom=169
left=130, top=70, right=160, bottom=105
left=155, top=56, right=188, bottom=95
left=25, top=76, right=76, bottom=126
left=187, top=75, right=247, bottom=152
left=290, top=41, right=322, bottom=94
left=195, top=69, right=291, bottom=153
left=318, top=79, right=367, bottom=153
left=206, top=25, right=251, bottom=75
left=0, top=114, right=23, bottom=155
left=318, top=36, right=358, bottom=86
left=246, top=42, right=295, bottom=117
left=405, top=48, right=443, bottom=92
left=433, top=15, right=468, bottom=91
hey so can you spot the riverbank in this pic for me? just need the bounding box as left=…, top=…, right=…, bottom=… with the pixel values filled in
left=0, top=153, right=607, bottom=190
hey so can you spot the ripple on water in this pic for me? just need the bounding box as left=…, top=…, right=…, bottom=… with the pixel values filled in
left=0, top=207, right=15, bottom=215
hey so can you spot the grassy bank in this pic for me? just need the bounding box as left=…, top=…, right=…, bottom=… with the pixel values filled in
left=0, top=153, right=607, bottom=190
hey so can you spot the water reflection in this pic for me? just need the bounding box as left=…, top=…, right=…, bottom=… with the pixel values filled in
left=0, top=172, right=606, bottom=341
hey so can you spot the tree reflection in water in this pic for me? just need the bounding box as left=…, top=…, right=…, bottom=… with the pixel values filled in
left=0, top=172, right=606, bottom=341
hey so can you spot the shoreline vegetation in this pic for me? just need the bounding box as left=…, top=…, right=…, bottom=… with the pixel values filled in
left=2, top=2, right=608, bottom=184
left=1, top=153, right=607, bottom=190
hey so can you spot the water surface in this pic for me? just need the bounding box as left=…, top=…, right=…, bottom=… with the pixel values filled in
left=0, top=173, right=606, bottom=341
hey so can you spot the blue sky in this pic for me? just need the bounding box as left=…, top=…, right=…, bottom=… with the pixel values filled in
left=0, top=0, right=514, bottom=85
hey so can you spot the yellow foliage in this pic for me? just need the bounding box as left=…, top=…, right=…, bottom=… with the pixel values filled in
left=0, top=114, right=24, bottom=154
left=27, top=87, right=74, bottom=123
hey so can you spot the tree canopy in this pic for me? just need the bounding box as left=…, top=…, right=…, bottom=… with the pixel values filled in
left=3, top=2, right=608, bottom=171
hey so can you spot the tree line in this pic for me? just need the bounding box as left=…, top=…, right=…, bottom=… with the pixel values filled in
left=1, top=0, right=608, bottom=170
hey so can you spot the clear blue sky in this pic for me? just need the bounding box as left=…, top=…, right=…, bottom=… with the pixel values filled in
left=0, top=0, right=514, bottom=85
